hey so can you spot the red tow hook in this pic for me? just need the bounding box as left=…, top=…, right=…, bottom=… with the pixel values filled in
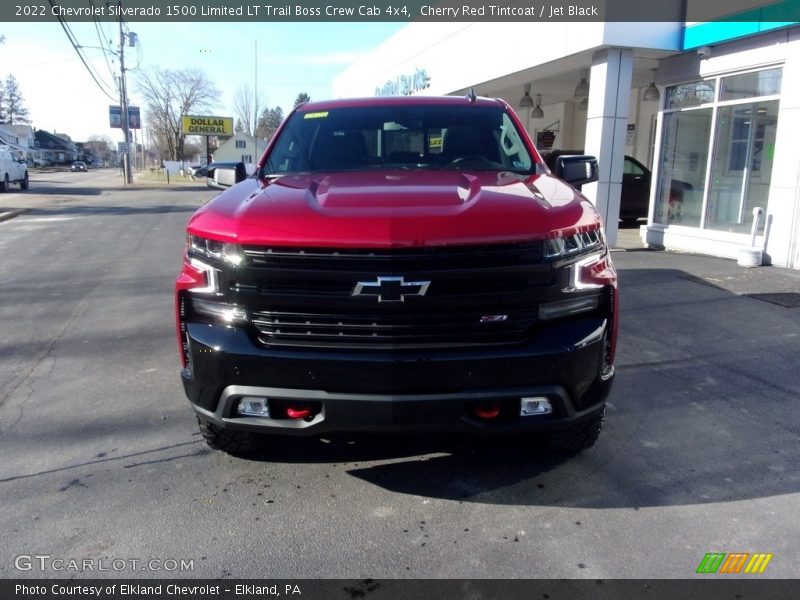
left=474, top=404, right=501, bottom=420
left=286, top=406, right=312, bottom=419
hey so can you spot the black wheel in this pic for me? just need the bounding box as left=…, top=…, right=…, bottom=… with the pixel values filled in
left=0, top=174, right=8, bottom=192
left=197, top=417, right=262, bottom=455
left=547, top=407, right=605, bottom=454
left=20, top=172, right=29, bottom=190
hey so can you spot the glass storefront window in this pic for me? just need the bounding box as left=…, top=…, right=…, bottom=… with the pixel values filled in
left=706, top=100, right=779, bottom=233
left=655, top=66, right=782, bottom=234
left=721, top=68, right=782, bottom=101
left=654, top=109, right=712, bottom=226
left=665, top=81, right=716, bottom=109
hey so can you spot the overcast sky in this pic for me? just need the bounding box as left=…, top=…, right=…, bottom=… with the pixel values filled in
left=1, top=22, right=403, bottom=143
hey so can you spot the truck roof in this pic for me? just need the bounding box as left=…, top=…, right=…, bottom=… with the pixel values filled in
left=295, top=95, right=505, bottom=112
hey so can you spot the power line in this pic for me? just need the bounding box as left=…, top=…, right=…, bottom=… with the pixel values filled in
left=47, top=0, right=118, bottom=102
left=91, top=0, right=119, bottom=91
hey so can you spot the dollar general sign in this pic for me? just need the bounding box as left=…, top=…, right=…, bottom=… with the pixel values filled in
left=181, top=115, right=234, bottom=136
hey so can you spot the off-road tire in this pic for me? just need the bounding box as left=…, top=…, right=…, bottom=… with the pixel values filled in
left=20, top=172, right=29, bottom=190
left=197, top=417, right=262, bottom=455
left=547, top=407, right=605, bottom=454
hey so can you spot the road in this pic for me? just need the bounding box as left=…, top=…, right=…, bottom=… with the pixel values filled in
left=1, top=171, right=799, bottom=579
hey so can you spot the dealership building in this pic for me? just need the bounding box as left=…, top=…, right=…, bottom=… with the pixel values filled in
left=332, top=5, right=800, bottom=269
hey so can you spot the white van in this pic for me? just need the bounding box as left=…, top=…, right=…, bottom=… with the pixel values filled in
left=0, top=146, right=29, bottom=192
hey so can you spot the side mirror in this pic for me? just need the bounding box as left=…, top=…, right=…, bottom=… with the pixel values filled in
left=207, top=162, right=247, bottom=190
left=553, top=155, right=599, bottom=188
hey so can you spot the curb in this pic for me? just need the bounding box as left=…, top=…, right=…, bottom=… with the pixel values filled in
left=0, top=208, right=29, bottom=223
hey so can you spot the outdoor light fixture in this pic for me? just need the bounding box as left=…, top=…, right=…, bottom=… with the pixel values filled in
left=574, top=70, right=589, bottom=97
left=519, top=83, right=534, bottom=108
left=643, top=69, right=660, bottom=102
left=579, top=97, right=589, bottom=111
left=531, top=94, right=544, bottom=118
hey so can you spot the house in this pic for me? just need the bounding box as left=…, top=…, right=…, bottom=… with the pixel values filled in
left=0, top=124, right=38, bottom=163
left=34, top=130, right=79, bottom=165
left=212, top=133, right=267, bottom=173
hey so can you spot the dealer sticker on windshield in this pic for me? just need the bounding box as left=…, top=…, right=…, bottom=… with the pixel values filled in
left=303, top=112, right=329, bottom=119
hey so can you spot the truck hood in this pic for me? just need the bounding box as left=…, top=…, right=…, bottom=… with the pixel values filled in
left=187, top=170, right=601, bottom=247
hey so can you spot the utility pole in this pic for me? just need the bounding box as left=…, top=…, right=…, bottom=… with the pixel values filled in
left=118, top=4, right=132, bottom=184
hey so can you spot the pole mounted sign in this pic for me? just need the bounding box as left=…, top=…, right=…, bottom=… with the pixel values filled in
left=109, top=106, right=141, bottom=129
left=181, top=115, right=234, bottom=136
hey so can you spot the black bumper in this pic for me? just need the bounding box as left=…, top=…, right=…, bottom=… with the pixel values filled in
left=181, top=317, right=613, bottom=435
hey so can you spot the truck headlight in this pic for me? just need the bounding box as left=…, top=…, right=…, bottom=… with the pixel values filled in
left=189, top=235, right=243, bottom=265
left=544, top=228, right=604, bottom=259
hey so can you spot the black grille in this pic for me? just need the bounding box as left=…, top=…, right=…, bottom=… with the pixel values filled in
left=242, top=242, right=544, bottom=269
left=222, top=243, right=566, bottom=349
left=251, top=308, right=538, bottom=349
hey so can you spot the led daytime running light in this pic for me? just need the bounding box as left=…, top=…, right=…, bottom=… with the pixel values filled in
left=544, top=228, right=603, bottom=259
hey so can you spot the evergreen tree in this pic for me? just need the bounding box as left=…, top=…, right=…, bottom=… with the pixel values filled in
left=293, top=92, right=311, bottom=107
left=256, top=106, right=284, bottom=140
left=2, top=75, right=30, bottom=125
left=0, top=78, right=6, bottom=124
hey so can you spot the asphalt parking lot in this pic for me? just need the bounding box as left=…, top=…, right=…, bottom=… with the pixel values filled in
left=0, top=174, right=798, bottom=580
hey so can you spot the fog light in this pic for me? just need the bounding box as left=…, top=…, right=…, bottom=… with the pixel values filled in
left=237, top=396, right=270, bottom=417
left=520, top=397, right=553, bottom=416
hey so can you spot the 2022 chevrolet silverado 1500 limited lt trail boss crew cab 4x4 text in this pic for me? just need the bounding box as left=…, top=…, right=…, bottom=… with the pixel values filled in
left=175, top=95, right=618, bottom=456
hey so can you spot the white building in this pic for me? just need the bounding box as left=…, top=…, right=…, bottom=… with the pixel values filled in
left=0, top=124, right=38, bottom=162
left=333, top=5, right=800, bottom=269
left=213, top=133, right=268, bottom=173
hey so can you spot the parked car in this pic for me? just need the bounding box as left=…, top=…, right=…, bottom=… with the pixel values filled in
left=0, top=146, right=29, bottom=192
left=70, top=161, right=88, bottom=172
left=188, top=164, right=207, bottom=179
left=176, top=95, right=617, bottom=456
left=543, top=150, right=692, bottom=223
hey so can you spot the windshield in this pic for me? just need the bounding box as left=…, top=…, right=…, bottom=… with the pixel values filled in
left=264, top=104, right=535, bottom=175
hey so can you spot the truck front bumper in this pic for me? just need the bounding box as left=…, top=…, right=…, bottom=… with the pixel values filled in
left=181, top=316, right=613, bottom=435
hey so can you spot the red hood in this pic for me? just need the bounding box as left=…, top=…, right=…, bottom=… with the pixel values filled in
left=187, top=170, right=602, bottom=247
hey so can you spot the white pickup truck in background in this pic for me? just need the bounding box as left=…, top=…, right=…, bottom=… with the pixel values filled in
left=0, top=146, right=29, bottom=192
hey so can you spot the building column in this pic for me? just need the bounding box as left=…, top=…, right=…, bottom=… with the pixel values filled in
left=581, top=48, right=634, bottom=247
left=766, top=37, right=800, bottom=269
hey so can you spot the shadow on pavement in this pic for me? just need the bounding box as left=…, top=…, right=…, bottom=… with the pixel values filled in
left=227, top=266, right=800, bottom=509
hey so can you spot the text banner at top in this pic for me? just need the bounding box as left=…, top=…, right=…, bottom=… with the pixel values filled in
left=6, top=0, right=800, bottom=22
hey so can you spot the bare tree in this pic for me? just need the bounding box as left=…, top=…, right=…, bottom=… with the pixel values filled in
left=137, top=68, right=219, bottom=160
left=232, top=84, right=266, bottom=137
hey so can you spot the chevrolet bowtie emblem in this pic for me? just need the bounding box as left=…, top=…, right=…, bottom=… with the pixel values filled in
left=352, top=276, right=431, bottom=303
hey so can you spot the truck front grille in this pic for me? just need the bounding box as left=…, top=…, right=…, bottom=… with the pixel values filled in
left=221, top=242, right=566, bottom=350
left=251, top=308, right=538, bottom=349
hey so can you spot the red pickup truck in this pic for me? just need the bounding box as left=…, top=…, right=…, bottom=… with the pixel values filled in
left=176, top=95, right=618, bottom=455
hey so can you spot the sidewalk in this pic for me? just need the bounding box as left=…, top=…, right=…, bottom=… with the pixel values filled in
left=613, top=225, right=800, bottom=300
